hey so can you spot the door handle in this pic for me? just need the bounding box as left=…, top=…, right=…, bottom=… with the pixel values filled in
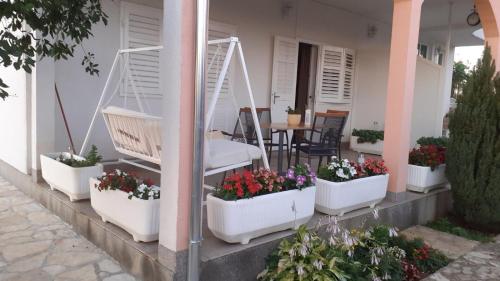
left=273, top=93, right=281, bottom=104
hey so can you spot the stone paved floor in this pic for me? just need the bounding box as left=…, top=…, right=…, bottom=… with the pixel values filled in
left=424, top=235, right=500, bottom=281
left=0, top=177, right=139, bottom=281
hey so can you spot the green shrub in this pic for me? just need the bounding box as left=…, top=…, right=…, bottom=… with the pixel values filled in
left=352, top=129, right=384, bottom=144
left=416, top=136, right=448, bottom=148
left=426, top=218, right=493, bottom=243
left=446, top=47, right=500, bottom=228
left=58, top=145, right=102, bottom=167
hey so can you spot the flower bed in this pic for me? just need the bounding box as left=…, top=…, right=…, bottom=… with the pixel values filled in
left=407, top=144, right=447, bottom=193
left=207, top=164, right=316, bottom=244
left=259, top=211, right=449, bottom=281
left=90, top=170, right=160, bottom=242
left=350, top=129, right=384, bottom=155
left=316, top=157, right=389, bottom=216
left=40, top=146, right=103, bottom=202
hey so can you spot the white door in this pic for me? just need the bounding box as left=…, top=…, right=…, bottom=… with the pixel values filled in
left=271, top=36, right=299, bottom=123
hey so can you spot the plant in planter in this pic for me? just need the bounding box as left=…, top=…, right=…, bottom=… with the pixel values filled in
left=90, top=170, right=160, bottom=242
left=207, top=164, right=316, bottom=244
left=416, top=136, right=448, bottom=148
left=286, top=106, right=301, bottom=125
left=315, top=157, right=389, bottom=216
left=40, top=145, right=103, bottom=201
left=407, top=144, right=447, bottom=193
left=350, top=129, right=384, bottom=155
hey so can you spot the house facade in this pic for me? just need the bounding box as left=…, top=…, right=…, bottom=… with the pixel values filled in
left=0, top=0, right=498, bottom=280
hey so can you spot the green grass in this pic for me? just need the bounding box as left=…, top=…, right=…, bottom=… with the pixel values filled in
left=426, top=217, right=494, bottom=243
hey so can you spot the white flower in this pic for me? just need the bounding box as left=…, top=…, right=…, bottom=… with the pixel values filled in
left=128, top=192, right=133, bottom=195
left=148, top=191, right=154, bottom=197
left=296, top=265, right=305, bottom=276
left=372, top=208, right=380, bottom=220
left=389, top=227, right=398, bottom=237
left=299, top=245, right=308, bottom=257
left=288, top=248, right=295, bottom=258
left=102, top=172, right=107, bottom=176
left=313, top=260, right=323, bottom=270
left=371, top=252, right=380, bottom=265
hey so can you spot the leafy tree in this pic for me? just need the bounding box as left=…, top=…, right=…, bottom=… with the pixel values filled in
left=451, top=61, right=470, bottom=98
left=0, top=0, right=108, bottom=99
left=446, top=47, right=500, bottom=229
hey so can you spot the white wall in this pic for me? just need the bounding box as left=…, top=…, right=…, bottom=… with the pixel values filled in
left=0, top=66, right=30, bottom=173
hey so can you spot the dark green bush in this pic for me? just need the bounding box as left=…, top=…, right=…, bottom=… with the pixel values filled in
left=58, top=145, right=102, bottom=167
left=446, top=47, right=500, bottom=228
left=352, top=129, right=384, bottom=144
left=416, top=136, right=449, bottom=148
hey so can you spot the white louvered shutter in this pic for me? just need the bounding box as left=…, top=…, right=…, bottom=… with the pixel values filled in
left=318, top=46, right=343, bottom=103
left=342, top=49, right=355, bottom=102
left=121, top=2, right=162, bottom=97
left=206, top=22, right=237, bottom=133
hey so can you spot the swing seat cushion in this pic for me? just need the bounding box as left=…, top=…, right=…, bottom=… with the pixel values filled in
left=205, top=139, right=262, bottom=169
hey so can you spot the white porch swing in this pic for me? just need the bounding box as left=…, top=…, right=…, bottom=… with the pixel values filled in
left=80, top=37, right=269, bottom=175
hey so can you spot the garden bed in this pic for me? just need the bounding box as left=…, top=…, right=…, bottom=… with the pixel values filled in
left=426, top=217, right=496, bottom=243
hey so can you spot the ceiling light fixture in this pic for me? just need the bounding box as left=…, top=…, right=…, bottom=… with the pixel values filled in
left=467, top=5, right=481, bottom=27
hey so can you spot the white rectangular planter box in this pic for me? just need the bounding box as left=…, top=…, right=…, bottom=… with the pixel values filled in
left=315, top=174, right=389, bottom=216
left=40, top=153, right=103, bottom=202
left=350, top=136, right=383, bottom=155
left=89, top=178, right=160, bottom=242
left=207, top=186, right=316, bottom=244
left=407, top=164, right=447, bottom=193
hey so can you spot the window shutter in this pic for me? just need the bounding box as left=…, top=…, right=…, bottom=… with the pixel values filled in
left=317, top=46, right=355, bottom=104
left=121, top=2, right=162, bottom=97
left=342, top=49, right=355, bottom=102
left=318, top=46, right=343, bottom=103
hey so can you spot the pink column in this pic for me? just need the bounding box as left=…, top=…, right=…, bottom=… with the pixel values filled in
left=383, top=0, right=423, bottom=196
left=159, top=0, right=196, bottom=252
left=476, top=0, right=500, bottom=69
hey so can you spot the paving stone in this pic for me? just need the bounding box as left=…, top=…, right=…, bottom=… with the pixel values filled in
left=1, top=240, right=52, bottom=261
left=55, top=264, right=98, bottom=281
left=0, top=177, right=138, bottom=281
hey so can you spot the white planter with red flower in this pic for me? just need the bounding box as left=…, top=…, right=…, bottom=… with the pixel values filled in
left=315, top=157, right=389, bottom=216
left=207, top=186, right=316, bottom=244
left=89, top=173, right=160, bottom=242
left=407, top=164, right=447, bottom=193
left=41, top=152, right=103, bottom=202
left=207, top=166, right=316, bottom=244
left=315, top=175, right=388, bottom=216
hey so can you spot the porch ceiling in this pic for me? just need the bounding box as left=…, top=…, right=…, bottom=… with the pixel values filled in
left=313, top=0, right=483, bottom=46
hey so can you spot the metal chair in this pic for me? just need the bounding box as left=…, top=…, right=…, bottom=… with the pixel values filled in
left=292, top=112, right=348, bottom=170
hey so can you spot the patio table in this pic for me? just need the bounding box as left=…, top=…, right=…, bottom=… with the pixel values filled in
left=260, top=123, right=315, bottom=174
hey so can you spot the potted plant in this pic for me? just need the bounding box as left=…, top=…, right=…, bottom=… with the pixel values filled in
left=315, top=157, right=389, bottom=216
left=350, top=129, right=384, bottom=155
left=407, top=144, right=447, bottom=193
left=90, top=170, right=160, bottom=242
left=286, top=106, right=301, bottom=125
left=207, top=164, right=316, bottom=244
left=40, top=145, right=103, bottom=201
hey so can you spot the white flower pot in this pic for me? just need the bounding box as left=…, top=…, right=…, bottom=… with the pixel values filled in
left=407, top=164, right=447, bottom=193
left=315, top=174, right=389, bottom=216
left=40, top=153, right=103, bottom=202
left=207, top=186, right=316, bottom=244
left=350, top=136, right=383, bottom=155
left=89, top=178, right=160, bottom=242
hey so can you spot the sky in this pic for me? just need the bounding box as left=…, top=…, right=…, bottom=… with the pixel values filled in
left=454, top=45, right=484, bottom=68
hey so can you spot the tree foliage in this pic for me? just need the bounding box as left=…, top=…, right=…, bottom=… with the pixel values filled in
left=446, top=47, right=500, bottom=229
left=452, top=61, right=470, bottom=98
left=0, top=0, right=108, bottom=99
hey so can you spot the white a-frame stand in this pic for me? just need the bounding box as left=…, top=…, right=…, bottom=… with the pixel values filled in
left=206, top=37, right=269, bottom=170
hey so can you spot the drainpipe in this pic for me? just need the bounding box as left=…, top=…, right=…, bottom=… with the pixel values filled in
left=188, top=0, right=208, bottom=279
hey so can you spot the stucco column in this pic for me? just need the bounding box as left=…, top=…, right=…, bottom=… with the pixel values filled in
left=383, top=0, right=423, bottom=198
left=158, top=0, right=195, bottom=261
left=476, top=0, right=500, bottom=69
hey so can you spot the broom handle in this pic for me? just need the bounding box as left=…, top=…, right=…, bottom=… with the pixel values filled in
left=55, top=84, right=76, bottom=154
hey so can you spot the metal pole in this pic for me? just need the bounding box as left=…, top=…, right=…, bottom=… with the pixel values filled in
left=54, top=84, right=76, bottom=154
left=188, top=0, right=208, bottom=279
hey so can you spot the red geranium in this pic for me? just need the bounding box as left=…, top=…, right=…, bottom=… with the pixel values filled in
left=215, top=168, right=284, bottom=200
left=408, top=145, right=446, bottom=171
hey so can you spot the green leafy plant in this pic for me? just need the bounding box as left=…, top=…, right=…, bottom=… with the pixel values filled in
left=286, top=106, right=300, bottom=114
left=426, top=217, right=494, bottom=243
left=0, top=0, right=108, bottom=99
left=416, top=137, right=449, bottom=148
left=352, top=129, right=384, bottom=144
left=57, top=145, right=102, bottom=167
left=446, top=47, right=500, bottom=228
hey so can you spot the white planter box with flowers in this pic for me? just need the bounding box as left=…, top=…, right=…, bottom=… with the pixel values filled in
left=89, top=171, right=160, bottom=242
left=350, top=130, right=385, bottom=155
left=207, top=166, right=316, bottom=244
left=41, top=147, right=103, bottom=202
left=315, top=157, right=389, bottom=216
left=407, top=144, right=447, bottom=193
